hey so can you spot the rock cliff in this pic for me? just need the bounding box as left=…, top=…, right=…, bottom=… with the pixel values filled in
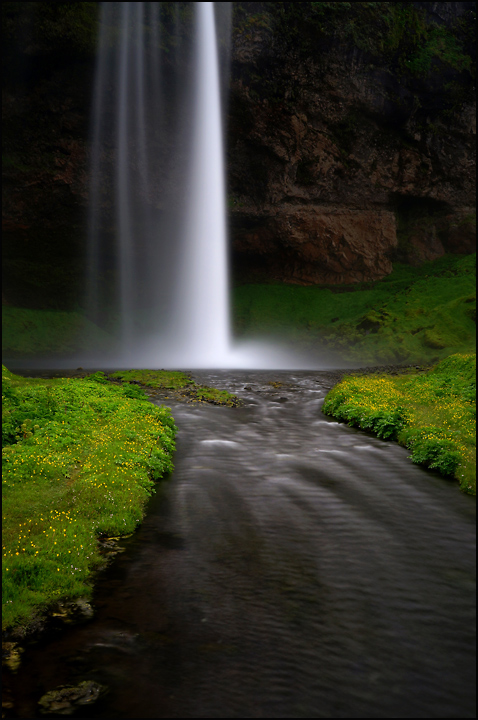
left=2, top=2, right=476, bottom=308
left=228, top=2, right=476, bottom=283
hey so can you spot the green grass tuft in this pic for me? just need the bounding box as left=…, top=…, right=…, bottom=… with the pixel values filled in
left=2, top=366, right=176, bottom=630
left=323, top=354, right=476, bottom=494
left=109, top=369, right=193, bottom=390
left=109, top=369, right=241, bottom=407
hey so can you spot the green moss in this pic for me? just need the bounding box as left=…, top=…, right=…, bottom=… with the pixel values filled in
left=323, top=354, right=476, bottom=494
left=2, top=307, right=114, bottom=357
left=255, top=2, right=475, bottom=122
left=273, top=2, right=474, bottom=79
left=458, top=212, right=476, bottom=228
left=109, top=369, right=242, bottom=407
left=2, top=154, right=32, bottom=173
left=110, top=369, right=192, bottom=391
left=402, top=24, right=472, bottom=77
left=423, top=329, right=448, bottom=349
left=2, top=366, right=177, bottom=629
left=2, top=2, right=100, bottom=60
left=232, top=254, right=476, bottom=365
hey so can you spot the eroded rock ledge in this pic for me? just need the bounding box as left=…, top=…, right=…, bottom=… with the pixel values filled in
left=232, top=205, right=397, bottom=284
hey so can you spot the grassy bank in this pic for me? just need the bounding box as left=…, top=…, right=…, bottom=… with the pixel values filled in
left=323, top=354, right=476, bottom=494
left=233, top=254, right=476, bottom=364
left=2, top=366, right=176, bottom=630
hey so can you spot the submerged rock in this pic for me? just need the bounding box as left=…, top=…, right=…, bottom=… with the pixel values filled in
left=50, top=598, right=94, bottom=624
left=2, top=642, right=23, bottom=672
left=38, top=680, right=107, bottom=716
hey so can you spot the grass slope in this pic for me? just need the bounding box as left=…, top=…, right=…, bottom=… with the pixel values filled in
left=233, top=254, right=476, bottom=364
left=2, top=307, right=114, bottom=357
left=2, top=366, right=176, bottom=630
left=323, top=354, right=476, bottom=494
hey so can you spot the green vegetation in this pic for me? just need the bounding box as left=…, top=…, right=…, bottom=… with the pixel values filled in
left=2, top=2, right=99, bottom=61
left=2, top=307, right=114, bottom=357
left=234, top=2, right=475, bottom=113
left=403, top=24, right=472, bottom=77
left=4, top=255, right=475, bottom=367
left=109, top=369, right=242, bottom=407
left=323, top=354, right=476, bottom=494
left=2, top=366, right=176, bottom=630
left=233, top=254, right=476, bottom=365
left=274, top=2, right=474, bottom=78
left=110, top=369, right=194, bottom=390
left=2, top=154, right=32, bottom=173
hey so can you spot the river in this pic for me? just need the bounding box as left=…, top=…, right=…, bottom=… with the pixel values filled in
left=6, top=370, right=476, bottom=718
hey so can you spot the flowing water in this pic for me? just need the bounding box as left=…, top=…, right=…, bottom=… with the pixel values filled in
left=8, top=371, right=476, bottom=718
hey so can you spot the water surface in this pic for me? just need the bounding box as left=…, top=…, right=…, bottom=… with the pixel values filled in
left=8, top=370, right=476, bottom=718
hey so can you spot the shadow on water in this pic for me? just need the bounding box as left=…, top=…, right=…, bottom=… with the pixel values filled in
left=5, top=370, right=476, bottom=719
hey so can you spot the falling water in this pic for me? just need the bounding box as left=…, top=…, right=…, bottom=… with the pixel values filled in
left=87, top=1, right=184, bottom=353
left=86, top=2, right=327, bottom=369
left=169, top=2, right=230, bottom=364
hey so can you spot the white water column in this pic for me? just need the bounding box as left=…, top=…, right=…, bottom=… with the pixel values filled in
left=170, top=1, right=231, bottom=364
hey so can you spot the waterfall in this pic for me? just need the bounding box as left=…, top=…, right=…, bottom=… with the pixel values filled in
left=87, top=2, right=229, bottom=365
left=87, top=2, right=320, bottom=369
left=168, top=2, right=230, bottom=365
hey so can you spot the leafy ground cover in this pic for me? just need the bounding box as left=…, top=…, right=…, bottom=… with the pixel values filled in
left=233, top=254, right=476, bottom=365
left=108, top=369, right=242, bottom=407
left=2, top=307, right=114, bottom=357
left=323, top=353, right=476, bottom=494
left=2, top=366, right=176, bottom=630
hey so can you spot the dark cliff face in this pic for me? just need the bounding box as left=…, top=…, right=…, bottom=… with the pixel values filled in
left=2, top=2, right=98, bottom=309
left=2, top=2, right=476, bottom=310
left=227, top=1, right=476, bottom=284
left=3, top=62, right=92, bottom=308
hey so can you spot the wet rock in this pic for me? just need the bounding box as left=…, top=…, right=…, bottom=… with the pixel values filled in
left=2, top=694, right=15, bottom=712
left=445, top=209, right=477, bottom=254
left=233, top=206, right=397, bottom=284
left=38, top=680, right=107, bottom=716
left=96, top=536, right=128, bottom=566
left=50, top=598, right=94, bottom=624
left=1, top=3, right=475, bottom=309
left=406, top=224, right=446, bottom=265
left=2, top=642, right=23, bottom=672
left=74, top=599, right=94, bottom=619
left=228, top=5, right=475, bottom=282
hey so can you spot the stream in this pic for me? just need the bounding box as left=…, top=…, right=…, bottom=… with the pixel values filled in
left=6, top=370, right=476, bottom=718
